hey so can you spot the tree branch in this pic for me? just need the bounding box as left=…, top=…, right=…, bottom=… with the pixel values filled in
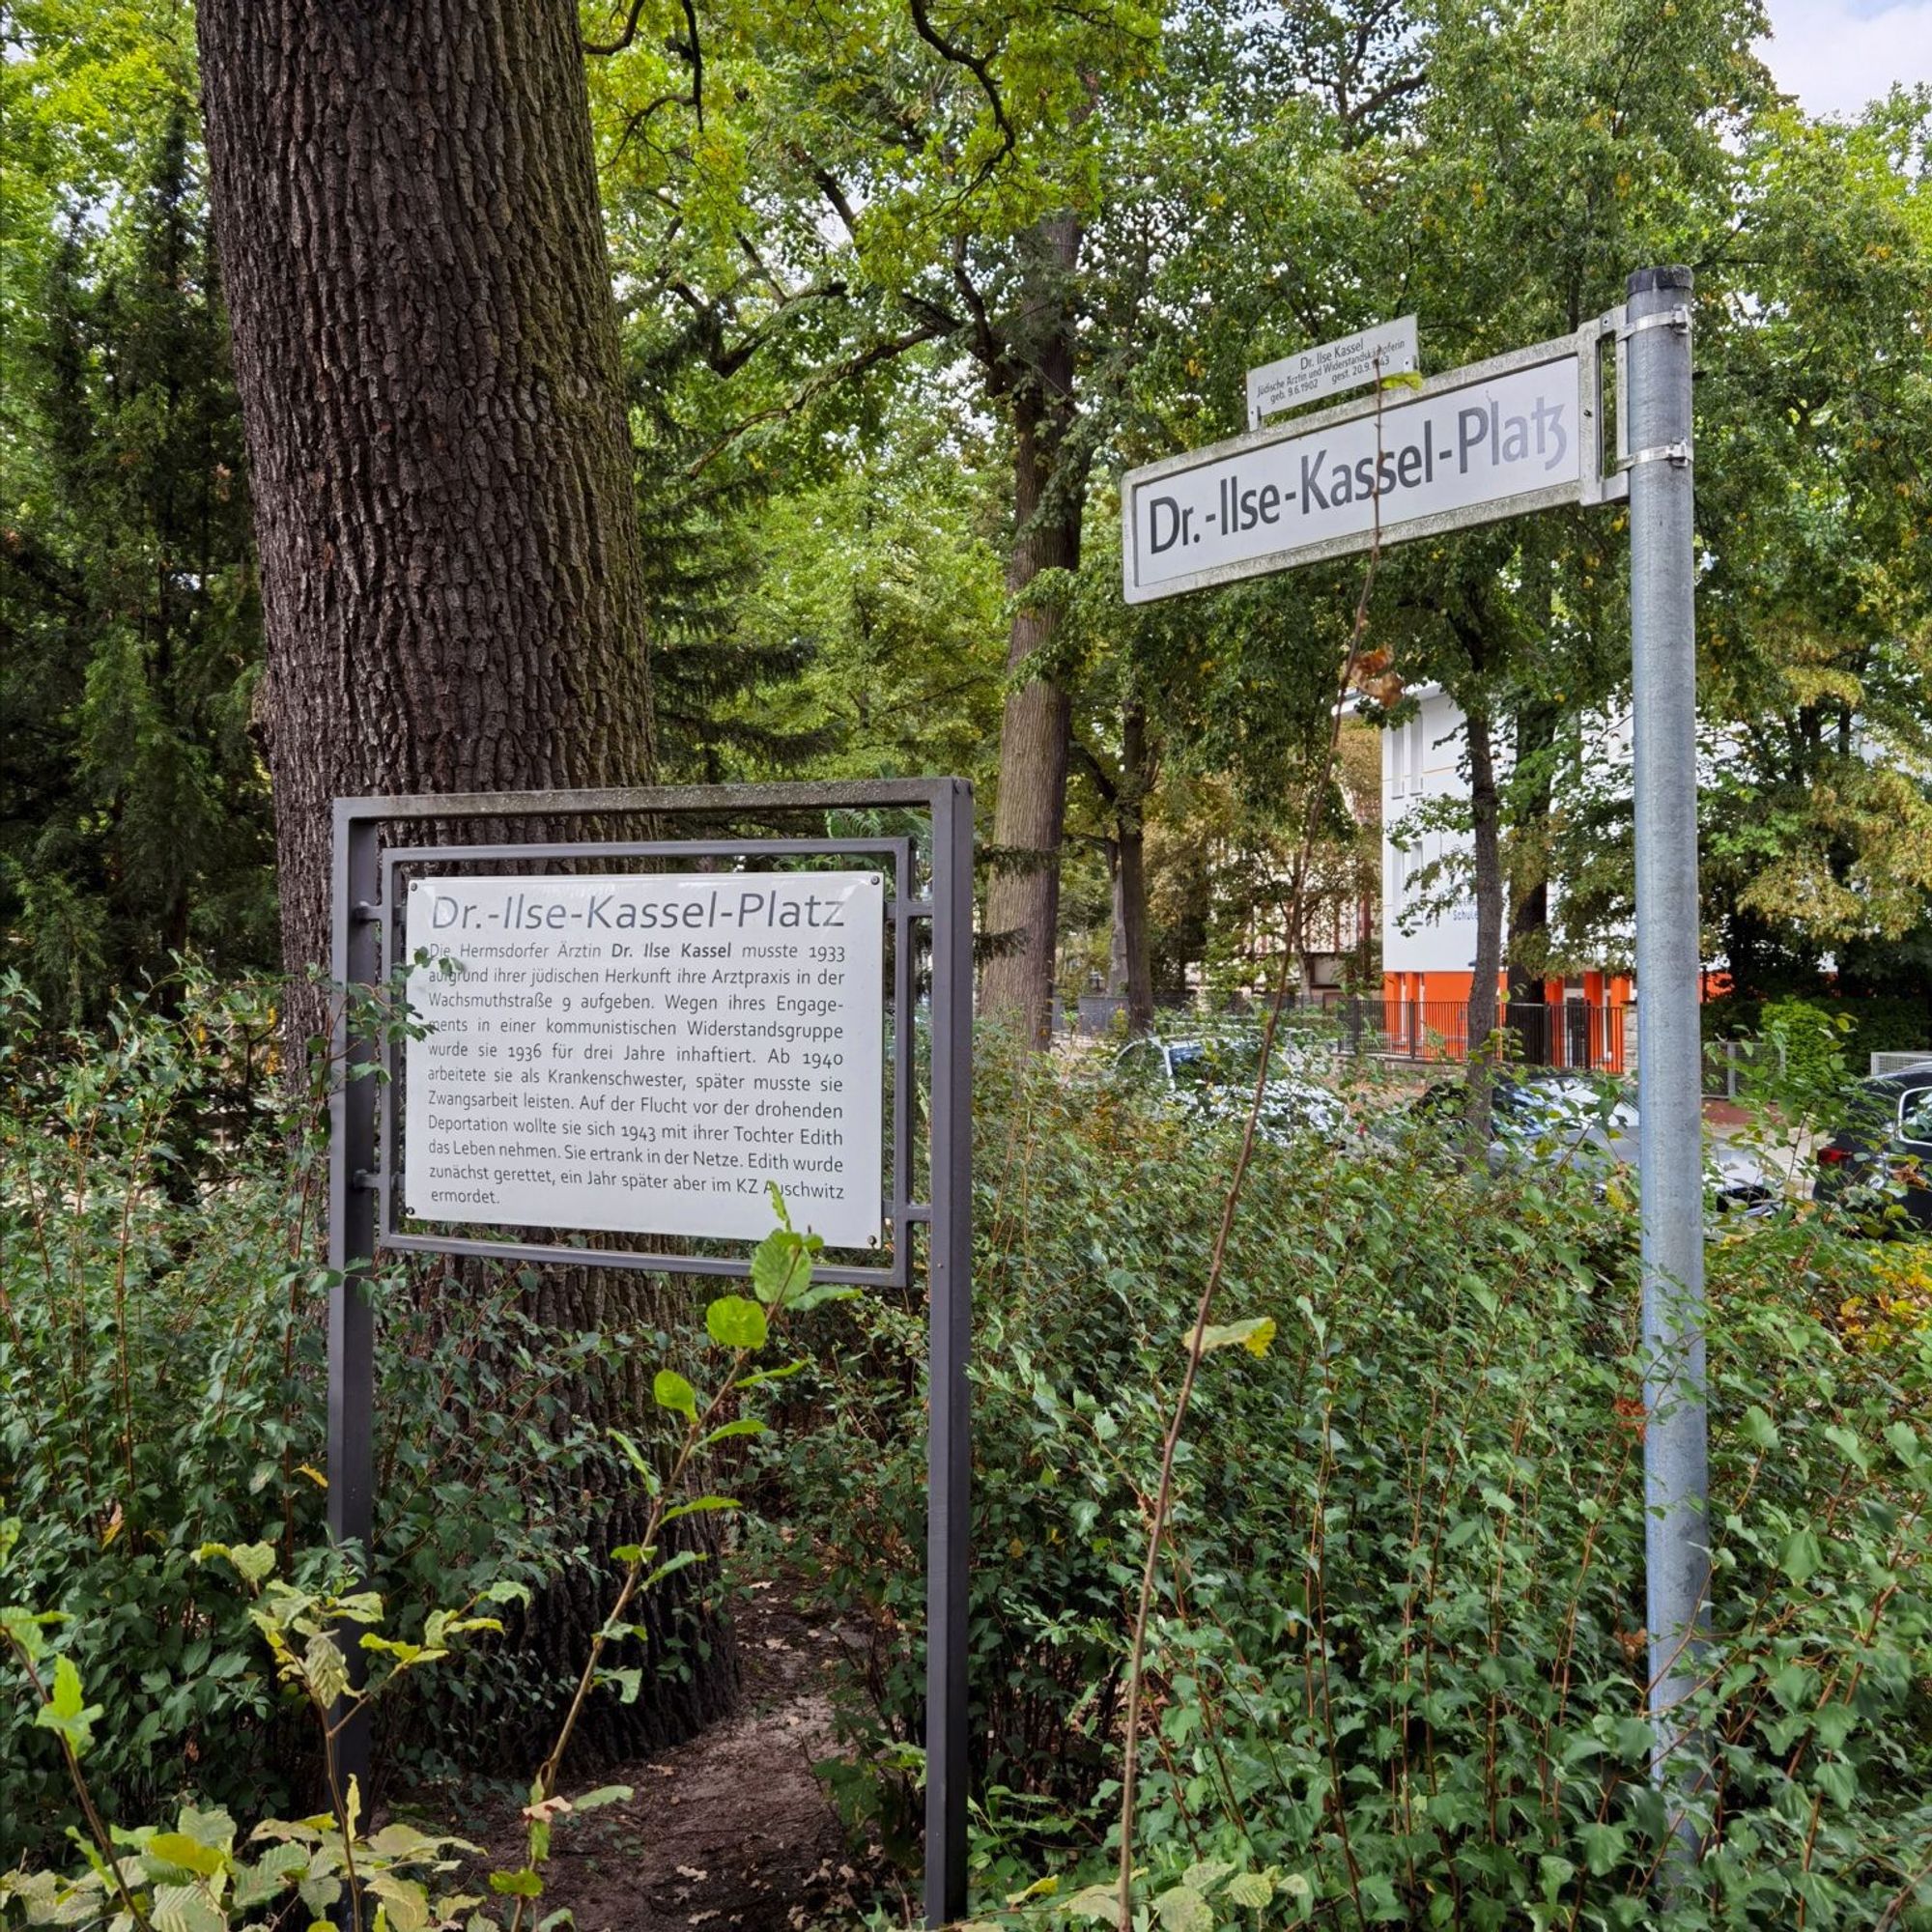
left=906, top=0, right=1014, bottom=165
left=582, top=0, right=650, bottom=57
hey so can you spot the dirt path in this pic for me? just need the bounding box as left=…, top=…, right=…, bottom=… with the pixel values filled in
left=452, top=1583, right=893, bottom=1931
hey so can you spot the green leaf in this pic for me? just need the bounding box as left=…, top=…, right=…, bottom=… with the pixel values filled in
left=642, top=1549, right=706, bottom=1591
left=366, top=1824, right=467, bottom=1860
left=34, top=1656, right=103, bottom=1757
left=661, top=1495, right=739, bottom=1526
left=699, top=1418, right=768, bottom=1447
left=738, top=1360, right=809, bottom=1389
left=568, top=1787, right=633, bottom=1812
left=298, top=1874, right=342, bottom=1918
left=1779, top=1528, right=1825, bottom=1587
left=223, top=1543, right=278, bottom=1588
left=1154, top=1884, right=1213, bottom=1932
left=1741, top=1406, right=1779, bottom=1452
left=705, top=1294, right=769, bottom=1351
left=608, top=1429, right=663, bottom=1495
left=489, top=1870, right=544, bottom=1899
left=145, top=1836, right=228, bottom=1880
left=750, top=1229, right=807, bottom=1305
left=371, top=1875, right=432, bottom=1932
left=301, top=1634, right=350, bottom=1709
left=1059, top=1884, right=1124, bottom=1922
left=151, top=1882, right=225, bottom=1932
left=1578, top=1821, right=1628, bottom=1877
left=652, top=1370, right=698, bottom=1421
left=1195, top=1316, right=1276, bottom=1357
left=597, top=1666, right=642, bottom=1705
left=1224, top=1872, right=1273, bottom=1906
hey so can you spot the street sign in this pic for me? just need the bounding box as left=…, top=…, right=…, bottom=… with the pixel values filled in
left=1246, top=315, right=1417, bottom=428
left=404, top=869, right=886, bottom=1250
left=1126, top=277, right=1710, bottom=1886
left=1123, top=326, right=1614, bottom=605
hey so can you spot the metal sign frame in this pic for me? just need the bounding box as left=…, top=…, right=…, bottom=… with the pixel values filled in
left=328, top=780, right=973, bottom=1926
left=1122, top=315, right=1628, bottom=605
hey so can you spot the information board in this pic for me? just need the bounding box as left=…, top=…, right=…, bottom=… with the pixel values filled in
left=1124, top=342, right=1593, bottom=604
left=1245, top=315, right=1418, bottom=429
left=403, top=870, right=885, bottom=1249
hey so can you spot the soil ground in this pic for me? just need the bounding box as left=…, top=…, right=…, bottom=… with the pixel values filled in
left=433, top=1582, right=895, bottom=1932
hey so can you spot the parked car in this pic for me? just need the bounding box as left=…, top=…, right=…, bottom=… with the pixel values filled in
left=1811, top=1066, right=1932, bottom=1232
left=1405, top=1070, right=1775, bottom=1215
left=1112, top=1035, right=1349, bottom=1145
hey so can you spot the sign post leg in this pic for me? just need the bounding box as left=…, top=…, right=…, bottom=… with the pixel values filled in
left=327, top=808, right=381, bottom=1803
left=925, top=780, right=974, bottom=1927
left=1627, top=265, right=1710, bottom=1877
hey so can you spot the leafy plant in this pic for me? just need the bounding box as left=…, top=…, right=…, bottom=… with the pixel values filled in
left=777, top=1049, right=1932, bottom=1928
left=1, top=1195, right=848, bottom=1931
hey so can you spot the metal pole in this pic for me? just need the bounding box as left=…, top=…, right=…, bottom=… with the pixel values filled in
left=327, top=806, right=382, bottom=1799
left=924, top=779, right=975, bottom=1926
left=1627, top=265, right=1710, bottom=1865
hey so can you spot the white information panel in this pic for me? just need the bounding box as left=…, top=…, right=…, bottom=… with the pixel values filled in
left=1125, top=350, right=1585, bottom=604
left=1246, top=315, right=1418, bottom=428
left=403, top=870, right=885, bottom=1249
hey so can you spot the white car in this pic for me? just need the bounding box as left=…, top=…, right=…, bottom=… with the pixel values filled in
left=1112, top=1036, right=1349, bottom=1145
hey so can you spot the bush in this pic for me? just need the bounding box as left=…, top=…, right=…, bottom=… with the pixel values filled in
left=1705, top=991, right=1928, bottom=1075
left=0, top=977, right=621, bottom=1863
left=776, top=1047, right=1932, bottom=1927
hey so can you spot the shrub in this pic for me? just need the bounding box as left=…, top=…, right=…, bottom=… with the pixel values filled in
left=0, top=978, right=620, bottom=1863
left=776, top=1046, right=1932, bottom=1927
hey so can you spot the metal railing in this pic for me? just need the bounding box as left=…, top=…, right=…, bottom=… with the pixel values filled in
left=1071, top=992, right=1634, bottom=1071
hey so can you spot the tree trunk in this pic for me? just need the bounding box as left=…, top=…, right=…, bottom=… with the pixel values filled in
left=1106, top=842, right=1128, bottom=998
left=197, top=0, right=730, bottom=1769
left=1507, top=696, right=1558, bottom=1065
left=979, top=214, right=1085, bottom=1043
left=1465, top=707, right=1505, bottom=1150
left=1117, top=702, right=1156, bottom=1036
left=198, top=0, right=657, bottom=1030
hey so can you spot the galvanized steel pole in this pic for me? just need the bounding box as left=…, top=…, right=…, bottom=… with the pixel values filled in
left=1627, top=265, right=1711, bottom=1863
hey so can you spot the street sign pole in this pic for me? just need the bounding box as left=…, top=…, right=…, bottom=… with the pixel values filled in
left=1626, top=265, right=1710, bottom=1869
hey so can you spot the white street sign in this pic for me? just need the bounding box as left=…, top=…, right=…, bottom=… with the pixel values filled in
left=403, top=870, right=885, bottom=1249
left=1124, top=329, right=1610, bottom=605
left=1246, top=316, right=1418, bottom=428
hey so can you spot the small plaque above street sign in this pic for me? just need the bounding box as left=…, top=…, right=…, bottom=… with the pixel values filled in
left=1124, top=326, right=1614, bottom=606
left=403, top=869, right=885, bottom=1249
left=1246, top=316, right=1418, bottom=429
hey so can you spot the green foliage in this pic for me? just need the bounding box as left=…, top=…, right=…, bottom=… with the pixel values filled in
left=775, top=1048, right=1932, bottom=1926
left=1, top=98, right=272, bottom=1017
left=0, top=978, right=624, bottom=1862
left=1704, top=991, right=1929, bottom=1074
left=2, top=1129, right=846, bottom=1929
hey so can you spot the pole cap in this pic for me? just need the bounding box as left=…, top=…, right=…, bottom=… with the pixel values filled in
left=1628, top=265, right=1694, bottom=296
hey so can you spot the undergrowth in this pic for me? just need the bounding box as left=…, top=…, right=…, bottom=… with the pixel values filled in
left=776, top=1045, right=1932, bottom=1928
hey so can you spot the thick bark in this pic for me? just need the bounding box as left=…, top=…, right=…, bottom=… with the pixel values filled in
left=1465, top=707, right=1505, bottom=1148
left=198, top=0, right=657, bottom=1030
left=979, top=213, right=1085, bottom=1042
left=1506, top=697, right=1558, bottom=1065
left=197, top=0, right=727, bottom=1767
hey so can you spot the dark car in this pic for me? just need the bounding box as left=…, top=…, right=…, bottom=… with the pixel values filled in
left=1812, top=1066, right=1932, bottom=1232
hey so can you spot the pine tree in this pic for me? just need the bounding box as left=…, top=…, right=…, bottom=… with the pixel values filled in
left=1, top=106, right=271, bottom=1018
